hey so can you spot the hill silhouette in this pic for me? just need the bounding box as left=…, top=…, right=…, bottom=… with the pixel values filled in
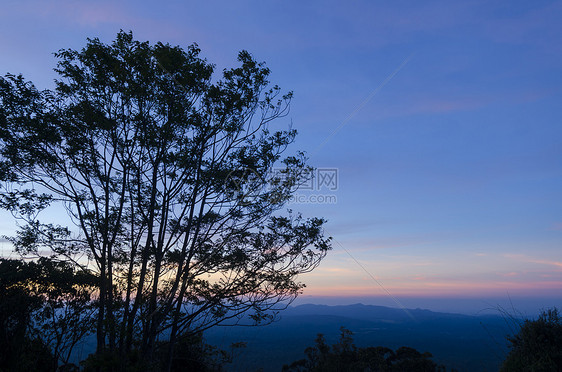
left=204, top=303, right=512, bottom=371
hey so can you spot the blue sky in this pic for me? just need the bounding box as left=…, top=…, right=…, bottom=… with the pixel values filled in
left=1, top=0, right=561, bottom=310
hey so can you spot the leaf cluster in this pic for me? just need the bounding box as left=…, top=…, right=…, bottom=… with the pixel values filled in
left=283, top=327, right=450, bottom=372
left=501, top=307, right=562, bottom=371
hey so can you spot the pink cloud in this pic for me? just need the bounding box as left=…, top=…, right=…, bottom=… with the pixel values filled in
left=384, top=87, right=554, bottom=119
left=500, top=272, right=520, bottom=277
left=11, top=1, right=189, bottom=42
left=505, top=253, right=562, bottom=271
left=304, top=278, right=562, bottom=297
left=14, top=1, right=134, bottom=27
left=549, top=222, right=562, bottom=231
left=531, top=260, right=562, bottom=270
left=480, top=1, right=562, bottom=51
left=414, top=97, right=487, bottom=114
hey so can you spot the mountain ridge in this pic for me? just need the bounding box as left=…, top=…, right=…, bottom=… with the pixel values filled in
left=205, top=302, right=512, bottom=372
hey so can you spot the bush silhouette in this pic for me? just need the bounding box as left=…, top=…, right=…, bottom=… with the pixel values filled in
left=501, top=307, right=562, bottom=371
left=282, top=327, right=449, bottom=372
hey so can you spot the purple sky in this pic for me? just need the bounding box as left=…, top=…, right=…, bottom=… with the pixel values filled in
left=1, top=0, right=561, bottom=311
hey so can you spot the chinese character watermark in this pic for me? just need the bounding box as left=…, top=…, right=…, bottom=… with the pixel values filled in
left=224, top=167, right=339, bottom=205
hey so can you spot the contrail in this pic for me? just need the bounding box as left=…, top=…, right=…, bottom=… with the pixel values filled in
left=333, top=237, right=416, bottom=321
left=311, top=53, right=414, bottom=157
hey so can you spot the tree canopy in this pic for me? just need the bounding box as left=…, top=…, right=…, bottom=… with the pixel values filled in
left=500, top=307, right=562, bottom=371
left=0, top=257, right=96, bottom=371
left=0, top=31, right=330, bottom=370
left=282, top=327, right=448, bottom=372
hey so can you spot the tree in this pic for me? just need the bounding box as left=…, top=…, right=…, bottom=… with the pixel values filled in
left=282, top=327, right=447, bottom=372
left=500, top=307, right=562, bottom=371
left=0, top=257, right=96, bottom=371
left=0, top=258, right=51, bottom=371
left=0, top=31, right=331, bottom=370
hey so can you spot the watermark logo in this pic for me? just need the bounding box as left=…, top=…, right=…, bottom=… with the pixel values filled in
left=224, top=167, right=338, bottom=205
left=224, top=167, right=266, bottom=206
left=288, top=193, right=337, bottom=204
left=289, top=168, right=338, bottom=204
left=317, top=168, right=338, bottom=191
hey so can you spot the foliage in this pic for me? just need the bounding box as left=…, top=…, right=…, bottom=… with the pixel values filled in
left=0, top=257, right=95, bottom=371
left=500, top=307, right=562, bottom=371
left=157, top=331, right=236, bottom=372
left=282, top=327, right=449, bottom=372
left=0, top=258, right=47, bottom=371
left=80, top=331, right=237, bottom=372
left=0, top=30, right=330, bottom=370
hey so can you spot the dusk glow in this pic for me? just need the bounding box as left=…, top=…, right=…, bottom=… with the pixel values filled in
left=1, top=0, right=561, bottom=311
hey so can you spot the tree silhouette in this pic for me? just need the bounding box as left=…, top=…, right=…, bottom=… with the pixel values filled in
left=501, top=307, right=562, bottom=371
left=0, top=257, right=95, bottom=371
left=282, top=327, right=448, bottom=372
left=0, top=31, right=330, bottom=370
left=0, top=258, right=49, bottom=371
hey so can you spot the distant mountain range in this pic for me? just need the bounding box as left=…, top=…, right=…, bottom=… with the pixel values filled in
left=204, top=303, right=515, bottom=372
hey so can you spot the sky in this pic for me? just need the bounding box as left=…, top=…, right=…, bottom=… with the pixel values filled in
left=1, top=0, right=561, bottom=314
